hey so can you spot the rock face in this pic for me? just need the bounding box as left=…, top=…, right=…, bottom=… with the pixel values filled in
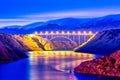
left=0, top=33, right=28, bottom=62
left=75, top=29, right=120, bottom=55
left=50, top=40, right=77, bottom=50
left=13, top=35, right=52, bottom=51
left=0, top=33, right=52, bottom=62
left=74, top=50, right=120, bottom=77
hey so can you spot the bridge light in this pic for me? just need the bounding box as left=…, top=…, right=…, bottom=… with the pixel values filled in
left=61, top=31, right=65, bottom=34
left=40, top=32, right=43, bottom=35
left=34, top=31, right=38, bottom=35
left=29, top=34, right=34, bottom=37
left=50, top=31, right=54, bottom=34
left=72, top=31, right=76, bottom=34
left=95, top=32, right=98, bottom=34
left=78, top=31, right=81, bottom=34
left=83, top=31, right=86, bottom=35
left=89, top=31, right=93, bottom=35
left=56, top=31, right=59, bottom=34
left=67, top=31, right=70, bottom=34
left=45, top=31, right=48, bottom=35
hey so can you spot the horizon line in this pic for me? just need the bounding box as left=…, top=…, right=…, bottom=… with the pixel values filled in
left=0, top=11, right=120, bottom=28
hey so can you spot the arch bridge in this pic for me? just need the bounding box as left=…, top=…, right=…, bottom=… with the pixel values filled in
left=33, top=31, right=97, bottom=45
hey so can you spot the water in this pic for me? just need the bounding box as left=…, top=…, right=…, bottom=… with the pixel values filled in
left=0, top=51, right=119, bottom=80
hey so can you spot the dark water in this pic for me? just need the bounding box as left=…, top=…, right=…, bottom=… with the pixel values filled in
left=0, top=51, right=119, bottom=80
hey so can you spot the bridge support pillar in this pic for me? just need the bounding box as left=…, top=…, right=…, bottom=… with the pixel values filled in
left=84, top=35, right=86, bottom=42
left=78, top=35, right=80, bottom=45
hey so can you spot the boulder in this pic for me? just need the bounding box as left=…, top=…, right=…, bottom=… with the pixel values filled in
left=74, top=50, right=120, bottom=77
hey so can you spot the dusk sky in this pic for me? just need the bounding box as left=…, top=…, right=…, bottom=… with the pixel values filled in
left=0, top=0, right=120, bottom=27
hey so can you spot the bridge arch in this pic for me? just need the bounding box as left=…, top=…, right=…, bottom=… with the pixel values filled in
left=48, top=36, right=77, bottom=45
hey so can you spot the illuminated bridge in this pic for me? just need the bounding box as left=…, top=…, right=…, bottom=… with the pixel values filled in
left=33, top=31, right=97, bottom=45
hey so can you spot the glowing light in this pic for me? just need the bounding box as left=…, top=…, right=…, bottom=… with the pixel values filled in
left=95, top=32, right=98, bottom=34
left=88, top=31, right=93, bottom=35
left=67, top=31, right=70, bottom=34
left=40, top=32, right=43, bottom=35
left=50, top=31, right=54, bottom=34
left=56, top=31, right=59, bottom=34
left=61, top=31, right=65, bottom=34
left=29, top=34, right=34, bottom=37
left=45, top=31, right=49, bottom=34
left=83, top=31, right=86, bottom=35
left=78, top=31, right=81, bottom=34
left=72, top=31, right=76, bottom=34
left=34, top=31, right=38, bottom=35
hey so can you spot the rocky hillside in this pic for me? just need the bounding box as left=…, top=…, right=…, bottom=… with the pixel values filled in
left=0, top=33, right=53, bottom=62
left=50, top=40, right=77, bottom=50
left=0, top=33, right=28, bottom=62
left=75, top=29, right=120, bottom=55
left=13, top=35, right=52, bottom=51
left=74, top=50, right=120, bottom=77
left=0, top=32, right=81, bottom=62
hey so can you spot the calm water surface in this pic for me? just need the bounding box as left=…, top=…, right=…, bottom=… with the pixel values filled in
left=0, top=51, right=119, bottom=80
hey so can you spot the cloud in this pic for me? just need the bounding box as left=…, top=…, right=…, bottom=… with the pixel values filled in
left=24, top=8, right=120, bottom=20
left=0, top=19, right=33, bottom=27
left=0, top=8, right=120, bottom=28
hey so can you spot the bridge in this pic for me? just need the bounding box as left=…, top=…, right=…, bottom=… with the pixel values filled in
left=32, top=31, right=97, bottom=45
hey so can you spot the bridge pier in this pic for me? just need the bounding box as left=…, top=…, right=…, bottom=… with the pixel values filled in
left=78, top=35, right=80, bottom=45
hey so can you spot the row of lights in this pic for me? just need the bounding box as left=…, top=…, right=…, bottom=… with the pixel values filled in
left=34, top=31, right=95, bottom=35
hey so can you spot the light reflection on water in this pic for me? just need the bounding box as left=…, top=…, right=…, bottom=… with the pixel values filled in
left=0, top=51, right=118, bottom=80
left=29, top=51, right=94, bottom=80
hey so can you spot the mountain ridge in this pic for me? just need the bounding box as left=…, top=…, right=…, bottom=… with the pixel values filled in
left=0, top=14, right=120, bottom=34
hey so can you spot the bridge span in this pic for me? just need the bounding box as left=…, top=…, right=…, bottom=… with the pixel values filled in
left=32, top=31, right=97, bottom=45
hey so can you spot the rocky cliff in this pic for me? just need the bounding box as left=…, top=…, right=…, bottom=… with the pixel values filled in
left=0, top=33, right=53, bottom=62
left=74, top=50, right=120, bottom=77
left=50, top=40, right=77, bottom=50
left=75, top=29, right=120, bottom=55
left=13, top=35, right=52, bottom=51
left=0, top=32, right=79, bottom=62
left=0, top=33, right=28, bottom=62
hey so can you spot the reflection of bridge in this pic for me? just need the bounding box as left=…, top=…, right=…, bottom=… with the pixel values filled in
left=34, top=31, right=97, bottom=45
left=30, top=51, right=94, bottom=67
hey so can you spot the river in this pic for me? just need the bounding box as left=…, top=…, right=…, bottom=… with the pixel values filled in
left=0, top=51, right=118, bottom=80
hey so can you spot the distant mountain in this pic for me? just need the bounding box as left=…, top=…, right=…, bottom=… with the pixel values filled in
left=75, top=29, right=120, bottom=55
left=21, top=22, right=45, bottom=30
left=3, top=25, right=22, bottom=29
left=0, top=14, right=120, bottom=34
left=46, top=18, right=91, bottom=27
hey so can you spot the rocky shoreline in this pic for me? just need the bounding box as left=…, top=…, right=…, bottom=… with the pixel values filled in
left=0, top=33, right=28, bottom=62
left=74, top=50, right=120, bottom=77
left=0, top=32, right=79, bottom=62
left=0, top=33, right=52, bottom=62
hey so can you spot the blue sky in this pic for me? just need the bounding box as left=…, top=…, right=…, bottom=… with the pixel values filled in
left=0, top=0, right=120, bottom=27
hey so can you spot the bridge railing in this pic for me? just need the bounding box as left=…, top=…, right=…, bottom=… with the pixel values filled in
left=34, top=31, right=97, bottom=36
